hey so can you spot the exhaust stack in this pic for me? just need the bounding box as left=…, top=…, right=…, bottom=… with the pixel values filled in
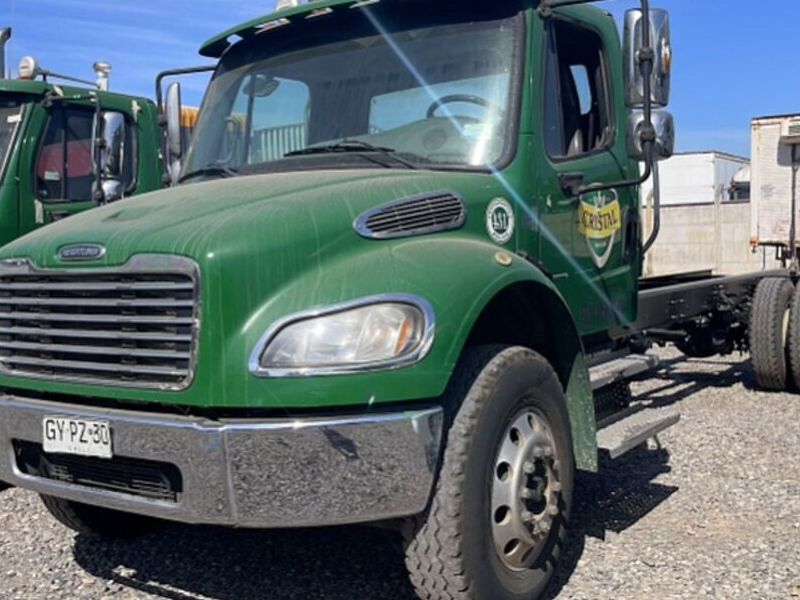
left=0, top=29, right=11, bottom=79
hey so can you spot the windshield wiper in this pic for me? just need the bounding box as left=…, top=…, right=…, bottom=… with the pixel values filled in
left=284, top=139, right=418, bottom=169
left=179, top=164, right=240, bottom=183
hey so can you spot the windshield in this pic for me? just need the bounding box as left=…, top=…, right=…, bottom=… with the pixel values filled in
left=184, top=7, right=521, bottom=178
left=0, top=100, right=23, bottom=178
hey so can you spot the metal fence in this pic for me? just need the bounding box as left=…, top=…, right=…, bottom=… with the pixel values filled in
left=251, top=123, right=307, bottom=163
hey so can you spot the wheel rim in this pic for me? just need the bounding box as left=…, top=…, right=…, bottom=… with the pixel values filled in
left=491, top=407, right=562, bottom=571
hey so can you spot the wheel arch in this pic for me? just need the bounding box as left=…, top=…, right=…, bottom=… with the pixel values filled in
left=455, top=278, right=598, bottom=471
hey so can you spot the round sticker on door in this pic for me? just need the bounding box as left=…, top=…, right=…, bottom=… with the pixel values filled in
left=486, top=198, right=515, bottom=245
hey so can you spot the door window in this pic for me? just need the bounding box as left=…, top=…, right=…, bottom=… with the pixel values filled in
left=35, top=107, right=136, bottom=202
left=543, top=19, right=613, bottom=159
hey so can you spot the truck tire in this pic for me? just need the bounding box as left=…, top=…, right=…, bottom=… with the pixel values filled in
left=787, top=283, right=800, bottom=390
left=40, top=495, right=162, bottom=538
left=749, top=277, right=794, bottom=390
left=404, top=345, right=574, bottom=600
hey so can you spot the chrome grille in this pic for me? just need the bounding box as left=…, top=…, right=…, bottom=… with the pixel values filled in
left=0, top=256, right=199, bottom=389
left=355, top=191, right=466, bottom=239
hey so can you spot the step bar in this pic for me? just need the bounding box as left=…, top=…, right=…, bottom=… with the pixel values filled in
left=596, top=406, right=680, bottom=459
left=588, top=352, right=660, bottom=390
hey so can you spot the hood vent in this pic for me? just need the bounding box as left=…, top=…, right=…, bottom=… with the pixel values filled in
left=355, top=191, right=466, bottom=240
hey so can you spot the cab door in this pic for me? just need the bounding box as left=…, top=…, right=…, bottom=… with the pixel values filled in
left=20, top=105, right=98, bottom=230
left=19, top=104, right=138, bottom=233
left=535, top=12, right=639, bottom=336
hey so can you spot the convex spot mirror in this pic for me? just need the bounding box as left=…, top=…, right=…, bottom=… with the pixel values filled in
left=624, top=8, right=672, bottom=108
left=627, top=110, right=674, bottom=161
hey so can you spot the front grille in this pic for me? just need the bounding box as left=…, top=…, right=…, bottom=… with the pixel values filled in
left=14, top=440, right=183, bottom=502
left=0, top=256, right=199, bottom=389
left=355, top=191, right=466, bottom=239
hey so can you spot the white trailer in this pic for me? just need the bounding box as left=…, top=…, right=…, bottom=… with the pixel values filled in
left=750, top=114, right=800, bottom=256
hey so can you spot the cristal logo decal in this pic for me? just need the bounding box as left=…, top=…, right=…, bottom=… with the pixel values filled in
left=57, top=244, right=106, bottom=261
left=486, top=198, right=515, bottom=245
left=578, top=190, right=621, bottom=269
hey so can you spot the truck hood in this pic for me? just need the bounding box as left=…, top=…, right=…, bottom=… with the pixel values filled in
left=1, top=169, right=491, bottom=268
left=0, top=166, right=520, bottom=410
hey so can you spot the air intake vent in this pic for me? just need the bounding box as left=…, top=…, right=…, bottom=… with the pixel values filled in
left=0, top=255, right=199, bottom=390
left=14, top=440, right=183, bottom=502
left=355, top=191, right=466, bottom=239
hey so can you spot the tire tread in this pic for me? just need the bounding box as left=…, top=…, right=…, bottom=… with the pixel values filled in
left=750, top=277, right=793, bottom=390
left=403, top=345, right=564, bottom=600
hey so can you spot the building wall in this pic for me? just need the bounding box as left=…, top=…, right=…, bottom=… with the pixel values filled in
left=642, top=201, right=778, bottom=277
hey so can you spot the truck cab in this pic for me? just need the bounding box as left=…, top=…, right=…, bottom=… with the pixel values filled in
left=0, top=69, right=165, bottom=246
left=0, top=2, right=675, bottom=599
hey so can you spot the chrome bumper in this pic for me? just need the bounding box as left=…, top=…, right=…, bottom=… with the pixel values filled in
left=0, top=395, right=443, bottom=528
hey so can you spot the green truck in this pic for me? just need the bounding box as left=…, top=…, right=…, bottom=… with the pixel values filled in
left=0, top=1, right=795, bottom=598
left=0, top=36, right=171, bottom=245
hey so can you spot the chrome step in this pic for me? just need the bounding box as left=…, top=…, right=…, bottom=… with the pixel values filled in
left=588, top=353, right=660, bottom=391
left=596, top=407, right=680, bottom=459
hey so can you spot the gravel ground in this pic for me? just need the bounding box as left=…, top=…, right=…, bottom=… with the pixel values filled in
left=1, top=348, right=799, bottom=599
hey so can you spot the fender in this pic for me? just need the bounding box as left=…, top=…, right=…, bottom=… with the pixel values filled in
left=237, top=235, right=597, bottom=469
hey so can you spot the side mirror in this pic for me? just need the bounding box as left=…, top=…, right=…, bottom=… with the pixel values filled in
left=627, top=110, right=675, bottom=161
left=98, top=111, right=125, bottom=179
left=624, top=8, right=672, bottom=108
left=165, top=81, right=183, bottom=184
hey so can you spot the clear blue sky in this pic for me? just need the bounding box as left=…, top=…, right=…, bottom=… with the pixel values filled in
left=3, top=0, right=799, bottom=158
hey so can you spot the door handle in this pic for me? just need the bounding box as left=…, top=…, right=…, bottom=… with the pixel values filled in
left=558, top=172, right=585, bottom=197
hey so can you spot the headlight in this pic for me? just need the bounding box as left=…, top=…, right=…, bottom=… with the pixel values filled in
left=250, top=295, right=435, bottom=376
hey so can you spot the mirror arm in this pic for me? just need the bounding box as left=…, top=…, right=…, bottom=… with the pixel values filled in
left=636, top=0, right=663, bottom=253
left=155, top=65, right=215, bottom=111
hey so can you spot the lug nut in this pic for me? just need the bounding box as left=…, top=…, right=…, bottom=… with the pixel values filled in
left=523, top=461, right=535, bottom=475
left=521, top=489, right=535, bottom=500
left=532, top=446, right=544, bottom=458
left=547, top=505, right=559, bottom=516
left=540, top=520, right=551, bottom=533
left=551, top=481, right=562, bottom=493
left=543, top=446, right=554, bottom=458
left=521, top=511, right=534, bottom=522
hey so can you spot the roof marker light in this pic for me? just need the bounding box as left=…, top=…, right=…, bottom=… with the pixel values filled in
left=256, top=18, right=291, bottom=32
left=306, top=7, right=333, bottom=18
left=276, top=0, right=301, bottom=10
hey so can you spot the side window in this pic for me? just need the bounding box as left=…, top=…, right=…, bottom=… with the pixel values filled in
left=35, top=107, right=136, bottom=202
left=543, top=19, right=612, bottom=159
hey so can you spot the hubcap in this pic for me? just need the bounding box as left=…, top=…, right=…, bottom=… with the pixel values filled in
left=491, top=408, right=561, bottom=571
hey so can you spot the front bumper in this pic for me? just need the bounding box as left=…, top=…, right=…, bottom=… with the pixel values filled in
left=0, top=395, right=443, bottom=528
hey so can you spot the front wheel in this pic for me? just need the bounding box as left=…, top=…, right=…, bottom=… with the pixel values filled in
left=404, top=345, right=575, bottom=600
left=41, top=495, right=163, bottom=538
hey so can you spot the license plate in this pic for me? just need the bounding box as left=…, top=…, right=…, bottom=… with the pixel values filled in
left=42, top=416, right=113, bottom=459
